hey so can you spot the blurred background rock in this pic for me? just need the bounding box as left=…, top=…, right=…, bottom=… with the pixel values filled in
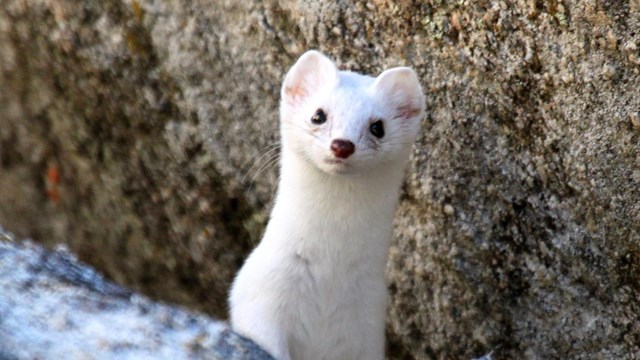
left=0, top=1, right=638, bottom=358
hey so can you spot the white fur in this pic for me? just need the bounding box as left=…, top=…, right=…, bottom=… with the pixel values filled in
left=229, top=50, right=425, bottom=360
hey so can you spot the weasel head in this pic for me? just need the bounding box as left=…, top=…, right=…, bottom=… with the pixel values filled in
left=280, top=50, right=425, bottom=177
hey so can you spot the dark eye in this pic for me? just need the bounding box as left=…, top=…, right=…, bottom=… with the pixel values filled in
left=370, top=120, right=385, bottom=138
left=311, top=109, right=327, bottom=125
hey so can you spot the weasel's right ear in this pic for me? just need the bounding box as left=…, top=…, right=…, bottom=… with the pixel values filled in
left=282, top=50, right=338, bottom=107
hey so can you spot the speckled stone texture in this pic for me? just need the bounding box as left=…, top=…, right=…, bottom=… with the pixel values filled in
left=0, top=229, right=274, bottom=360
left=0, top=0, right=638, bottom=359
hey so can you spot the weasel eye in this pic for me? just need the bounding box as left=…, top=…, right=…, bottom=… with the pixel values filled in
left=311, top=109, right=327, bottom=125
left=370, top=120, right=385, bottom=138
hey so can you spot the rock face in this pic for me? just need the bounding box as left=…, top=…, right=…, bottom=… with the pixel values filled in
left=0, top=229, right=274, bottom=360
left=0, top=0, right=639, bottom=359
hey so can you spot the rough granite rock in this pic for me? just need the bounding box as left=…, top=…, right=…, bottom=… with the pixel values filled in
left=0, top=0, right=639, bottom=359
left=0, top=228, right=274, bottom=360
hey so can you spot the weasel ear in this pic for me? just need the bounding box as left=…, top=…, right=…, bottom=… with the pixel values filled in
left=282, top=50, right=339, bottom=106
left=371, top=67, right=425, bottom=121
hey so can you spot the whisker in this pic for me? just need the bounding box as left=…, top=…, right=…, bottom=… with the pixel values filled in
left=241, top=146, right=281, bottom=184
left=239, top=142, right=281, bottom=168
left=271, top=174, right=282, bottom=199
left=381, top=141, right=418, bottom=147
left=247, top=153, right=281, bottom=192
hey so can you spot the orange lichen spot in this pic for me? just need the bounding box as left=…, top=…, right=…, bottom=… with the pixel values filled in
left=45, top=163, right=60, bottom=204
left=47, top=164, right=60, bottom=184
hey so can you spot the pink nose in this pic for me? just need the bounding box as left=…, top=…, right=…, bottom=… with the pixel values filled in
left=330, top=139, right=355, bottom=159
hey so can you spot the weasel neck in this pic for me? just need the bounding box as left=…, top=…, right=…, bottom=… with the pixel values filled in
left=264, top=151, right=406, bottom=258
left=279, top=151, right=404, bottom=214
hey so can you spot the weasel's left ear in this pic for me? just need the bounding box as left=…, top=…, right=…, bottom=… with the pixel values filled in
left=371, top=67, right=425, bottom=121
left=282, top=50, right=339, bottom=107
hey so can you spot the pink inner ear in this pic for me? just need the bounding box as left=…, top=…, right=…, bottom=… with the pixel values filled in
left=397, top=103, right=421, bottom=120
left=284, top=84, right=307, bottom=105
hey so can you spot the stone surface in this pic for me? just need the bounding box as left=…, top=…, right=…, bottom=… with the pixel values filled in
left=0, top=228, right=274, bottom=360
left=0, top=0, right=639, bottom=359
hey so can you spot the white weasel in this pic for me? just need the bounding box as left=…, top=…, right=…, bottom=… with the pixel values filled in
left=229, top=50, right=425, bottom=360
